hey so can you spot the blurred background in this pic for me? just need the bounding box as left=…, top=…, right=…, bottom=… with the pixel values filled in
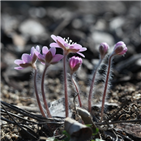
left=1, top=1, right=141, bottom=104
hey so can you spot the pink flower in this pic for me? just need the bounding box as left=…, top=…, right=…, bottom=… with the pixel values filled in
left=69, top=56, right=82, bottom=74
left=14, top=46, right=40, bottom=70
left=36, top=46, right=63, bottom=65
left=50, top=35, right=87, bottom=57
left=113, top=41, right=127, bottom=55
left=99, top=42, right=109, bottom=59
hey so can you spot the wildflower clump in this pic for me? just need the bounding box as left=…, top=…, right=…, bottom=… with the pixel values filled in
left=14, top=34, right=128, bottom=140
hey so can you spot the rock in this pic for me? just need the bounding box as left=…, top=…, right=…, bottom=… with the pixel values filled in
left=106, top=1, right=126, bottom=15
left=109, top=17, right=125, bottom=31
left=2, top=51, right=17, bottom=66
left=94, top=19, right=106, bottom=30
left=1, top=14, right=19, bottom=33
left=29, top=7, right=46, bottom=18
left=19, top=19, right=48, bottom=43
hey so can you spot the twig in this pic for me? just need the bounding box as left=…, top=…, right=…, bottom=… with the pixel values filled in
left=1, top=101, right=46, bottom=121
left=1, top=109, right=38, bottom=125
left=1, top=105, right=38, bottom=140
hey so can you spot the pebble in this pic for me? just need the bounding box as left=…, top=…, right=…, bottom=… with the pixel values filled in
left=19, top=19, right=48, bottom=43
left=109, top=17, right=125, bottom=31
left=5, top=134, right=11, bottom=140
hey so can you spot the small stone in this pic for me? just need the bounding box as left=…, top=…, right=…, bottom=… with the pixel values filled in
left=133, top=94, right=141, bottom=100
left=5, top=134, right=11, bottom=140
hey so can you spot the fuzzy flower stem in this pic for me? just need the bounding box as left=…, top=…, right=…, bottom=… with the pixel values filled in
left=63, top=53, right=69, bottom=117
left=100, top=54, right=114, bottom=122
left=88, top=59, right=102, bottom=113
left=41, top=65, right=52, bottom=118
left=34, top=69, right=46, bottom=117
left=71, top=74, right=82, bottom=107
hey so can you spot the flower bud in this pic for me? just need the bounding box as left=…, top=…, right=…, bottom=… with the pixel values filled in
left=113, top=41, right=127, bottom=55
left=99, top=43, right=109, bottom=59
left=69, top=56, right=82, bottom=74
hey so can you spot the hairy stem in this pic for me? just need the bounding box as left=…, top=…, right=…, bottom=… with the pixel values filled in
left=100, top=54, right=113, bottom=122
left=34, top=69, right=46, bottom=117
left=63, top=54, right=69, bottom=117
left=88, top=59, right=102, bottom=113
left=71, top=75, right=82, bottom=107
left=41, top=65, right=52, bottom=118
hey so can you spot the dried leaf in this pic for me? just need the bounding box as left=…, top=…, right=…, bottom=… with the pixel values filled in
left=64, top=117, right=92, bottom=141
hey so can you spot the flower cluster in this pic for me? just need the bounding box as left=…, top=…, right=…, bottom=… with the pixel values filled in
left=14, top=35, right=127, bottom=121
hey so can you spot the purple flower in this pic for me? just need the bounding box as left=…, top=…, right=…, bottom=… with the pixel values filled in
left=113, top=41, right=127, bottom=55
left=99, top=42, right=109, bottom=59
left=36, top=46, right=63, bottom=65
left=69, top=56, right=82, bottom=74
left=50, top=35, right=87, bottom=57
left=14, top=46, right=40, bottom=70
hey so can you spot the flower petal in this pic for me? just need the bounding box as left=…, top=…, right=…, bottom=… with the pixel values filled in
left=50, top=43, right=61, bottom=48
left=42, top=46, right=49, bottom=55
left=22, top=54, right=32, bottom=63
left=32, top=54, right=37, bottom=63
left=14, top=66, right=24, bottom=70
left=50, top=47, right=56, bottom=56
left=56, top=36, right=66, bottom=45
left=119, top=47, right=128, bottom=55
left=73, top=44, right=82, bottom=49
left=51, top=35, right=66, bottom=45
left=36, top=45, right=40, bottom=52
left=45, top=51, right=53, bottom=63
left=51, top=54, right=63, bottom=64
left=14, top=59, right=23, bottom=65
left=77, top=52, right=85, bottom=58
left=51, top=35, right=57, bottom=42
left=38, top=54, right=45, bottom=61
left=34, top=49, right=40, bottom=56
left=79, top=47, right=87, bottom=52
left=69, top=48, right=80, bottom=53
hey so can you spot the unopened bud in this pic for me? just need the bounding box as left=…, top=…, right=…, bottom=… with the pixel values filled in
left=113, top=41, right=127, bottom=55
left=69, top=56, right=82, bottom=74
left=99, top=43, right=109, bottom=59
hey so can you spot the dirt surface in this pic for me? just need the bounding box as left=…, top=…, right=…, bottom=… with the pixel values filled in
left=1, top=1, right=141, bottom=141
